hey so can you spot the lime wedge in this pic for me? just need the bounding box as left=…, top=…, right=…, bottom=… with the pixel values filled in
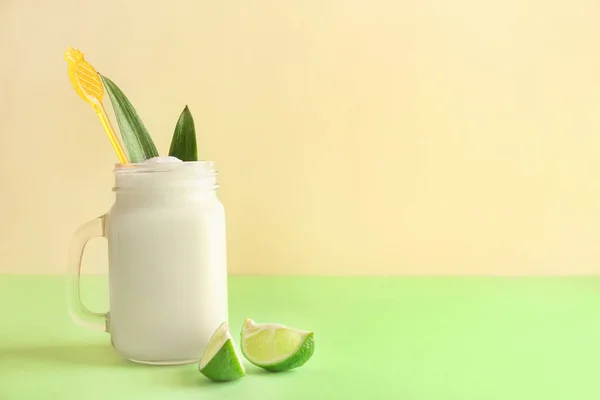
left=199, top=322, right=246, bottom=381
left=240, top=318, right=314, bottom=372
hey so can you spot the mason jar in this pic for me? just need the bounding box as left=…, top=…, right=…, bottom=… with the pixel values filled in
left=66, top=160, right=228, bottom=365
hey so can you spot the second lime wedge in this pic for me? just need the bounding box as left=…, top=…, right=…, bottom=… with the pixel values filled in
left=199, top=322, right=245, bottom=381
left=241, top=318, right=314, bottom=372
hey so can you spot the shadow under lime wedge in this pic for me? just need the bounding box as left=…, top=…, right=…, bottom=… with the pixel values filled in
left=241, top=318, right=315, bottom=372
left=198, top=322, right=246, bottom=381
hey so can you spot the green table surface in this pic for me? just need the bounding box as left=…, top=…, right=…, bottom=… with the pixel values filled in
left=1, top=276, right=600, bottom=400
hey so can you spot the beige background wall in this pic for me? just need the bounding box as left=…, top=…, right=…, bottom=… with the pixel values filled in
left=1, top=0, right=600, bottom=275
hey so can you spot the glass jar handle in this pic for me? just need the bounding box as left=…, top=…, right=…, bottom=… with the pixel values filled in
left=66, top=214, right=109, bottom=332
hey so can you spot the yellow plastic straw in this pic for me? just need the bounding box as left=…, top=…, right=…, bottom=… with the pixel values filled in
left=65, top=47, right=129, bottom=164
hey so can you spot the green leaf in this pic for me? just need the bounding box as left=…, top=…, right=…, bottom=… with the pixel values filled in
left=169, top=105, right=198, bottom=161
left=99, top=74, right=159, bottom=163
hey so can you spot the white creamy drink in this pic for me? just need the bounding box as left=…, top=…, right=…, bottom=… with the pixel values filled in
left=106, top=157, right=228, bottom=364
